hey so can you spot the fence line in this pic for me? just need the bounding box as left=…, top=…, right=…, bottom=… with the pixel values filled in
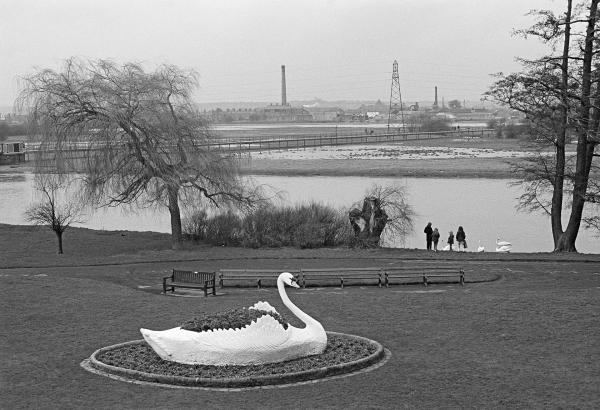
left=24, top=128, right=495, bottom=162
left=206, top=128, right=494, bottom=152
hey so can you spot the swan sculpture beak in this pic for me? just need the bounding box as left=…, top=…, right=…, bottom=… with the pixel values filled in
left=290, top=277, right=300, bottom=288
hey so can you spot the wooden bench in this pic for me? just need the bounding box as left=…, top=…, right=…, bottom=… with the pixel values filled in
left=299, top=268, right=383, bottom=288
left=163, top=269, right=217, bottom=296
left=384, top=266, right=464, bottom=287
left=218, top=269, right=301, bottom=288
left=423, top=267, right=465, bottom=286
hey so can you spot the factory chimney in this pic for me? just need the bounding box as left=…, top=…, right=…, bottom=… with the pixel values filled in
left=433, top=86, right=439, bottom=110
left=281, top=65, right=287, bottom=106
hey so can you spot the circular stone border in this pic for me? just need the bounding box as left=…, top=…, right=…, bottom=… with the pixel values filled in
left=83, top=331, right=388, bottom=389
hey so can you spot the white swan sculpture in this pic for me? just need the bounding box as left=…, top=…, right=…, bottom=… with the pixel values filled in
left=140, top=272, right=327, bottom=366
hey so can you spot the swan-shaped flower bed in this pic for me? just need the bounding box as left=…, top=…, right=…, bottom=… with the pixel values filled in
left=141, top=272, right=326, bottom=365
left=83, top=272, right=388, bottom=388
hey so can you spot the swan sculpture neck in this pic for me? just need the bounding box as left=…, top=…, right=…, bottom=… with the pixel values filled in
left=277, top=275, right=320, bottom=328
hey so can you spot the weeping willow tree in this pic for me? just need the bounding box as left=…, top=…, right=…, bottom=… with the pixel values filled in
left=17, top=58, right=261, bottom=249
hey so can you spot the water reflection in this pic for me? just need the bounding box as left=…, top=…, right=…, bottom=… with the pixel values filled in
left=0, top=171, right=596, bottom=253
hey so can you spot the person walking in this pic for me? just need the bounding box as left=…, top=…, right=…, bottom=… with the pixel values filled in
left=456, top=226, right=467, bottom=251
left=432, top=227, right=440, bottom=251
left=424, top=222, right=433, bottom=250
left=447, top=230, right=454, bottom=251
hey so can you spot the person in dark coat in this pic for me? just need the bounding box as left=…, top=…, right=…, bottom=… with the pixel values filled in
left=447, top=230, right=455, bottom=251
left=432, top=227, right=440, bottom=251
left=456, top=226, right=467, bottom=251
left=424, top=222, right=433, bottom=250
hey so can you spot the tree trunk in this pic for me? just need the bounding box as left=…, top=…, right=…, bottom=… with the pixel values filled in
left=556, top=143, right=596, bottom=251
left=55, top=231, right=64, bottom=254
left=554, top=0, right=599, bottom=252
left=167, top=185, right=183, bottom=250
left=551, top=0, right=572, bottom=246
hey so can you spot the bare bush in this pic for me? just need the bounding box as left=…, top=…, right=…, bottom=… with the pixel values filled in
left=24, top=176, right=84, bottom=254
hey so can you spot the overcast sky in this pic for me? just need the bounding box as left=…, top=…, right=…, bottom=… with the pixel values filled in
left=1, top=0, right=566, bottom=108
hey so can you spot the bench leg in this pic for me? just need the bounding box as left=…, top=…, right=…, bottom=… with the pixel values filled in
left=340, top=277, right=344, bottom=289
left=423, top=275, right=428, bottom=287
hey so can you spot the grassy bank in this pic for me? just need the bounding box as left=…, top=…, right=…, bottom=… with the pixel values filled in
left=1, top=225, right=599, bottom=408
left=244, top=157, right=516, bottom=178
left=241, top=137, right=550, bottom=178
left=3, top=224, right=600, bottom=269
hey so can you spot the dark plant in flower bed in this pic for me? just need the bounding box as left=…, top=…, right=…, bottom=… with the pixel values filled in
left=179, top=307, right=289, bottom=332
left=97, top=334, right=377, bottom=378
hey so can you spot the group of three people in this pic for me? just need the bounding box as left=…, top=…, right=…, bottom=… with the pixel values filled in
left=424, top=222, right=467, bottom=251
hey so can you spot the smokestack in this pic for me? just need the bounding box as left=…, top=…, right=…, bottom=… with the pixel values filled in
left=281, top=65, right=287, bottom=106
left=433, top=86, right=439, bottom=109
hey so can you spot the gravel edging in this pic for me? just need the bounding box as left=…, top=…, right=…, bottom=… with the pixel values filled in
left=85, top=331, right=386, bottom=389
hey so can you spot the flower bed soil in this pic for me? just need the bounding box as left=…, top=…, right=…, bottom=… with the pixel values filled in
left=87, top=332, right=387, bottom=388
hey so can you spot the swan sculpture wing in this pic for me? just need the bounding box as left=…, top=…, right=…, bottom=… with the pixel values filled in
left=141, top=314, right=292, bottom=365
left=141, top=272, right=327, bottom=366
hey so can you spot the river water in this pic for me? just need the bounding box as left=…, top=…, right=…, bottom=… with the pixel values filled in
left=1, top=171, right=597, bottom=253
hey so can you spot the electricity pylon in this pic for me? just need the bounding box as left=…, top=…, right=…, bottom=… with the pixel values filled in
left=387, top=60, right=405, bottom=131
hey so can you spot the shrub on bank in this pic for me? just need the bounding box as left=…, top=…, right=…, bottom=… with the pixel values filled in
left=183, top=202, right=354, bottom=248
left=182, top=209, right=243, bottom=246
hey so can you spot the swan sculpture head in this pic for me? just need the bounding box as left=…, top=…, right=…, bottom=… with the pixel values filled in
left=280, top=271, right=299, bottom=288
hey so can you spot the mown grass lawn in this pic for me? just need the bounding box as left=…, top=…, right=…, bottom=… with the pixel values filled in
left=1, top=225, right=599, bottom=409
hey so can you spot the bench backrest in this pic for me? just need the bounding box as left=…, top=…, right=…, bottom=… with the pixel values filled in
left=219, top=269, right=301, bottom=278
left=385, top=266, right=462, bottom=274
left=173, top=269, right=215, bottom=283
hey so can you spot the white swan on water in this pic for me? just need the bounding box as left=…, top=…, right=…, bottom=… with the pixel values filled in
left=140, top=272, right=327, bottom=366
left=477, top=241, right=485, bottom=252
left=495, top=238, right=512, bottom=253
left=496, top=238, right=511, bottom=247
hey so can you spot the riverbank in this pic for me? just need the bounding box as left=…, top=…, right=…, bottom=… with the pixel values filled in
left=241, top=137, right=554, bottom=178
left=2, top=224, right=599, bottom=269
left=2, top=157, right=516, bottom=178
left=244, top=157, right=516, bottom=178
